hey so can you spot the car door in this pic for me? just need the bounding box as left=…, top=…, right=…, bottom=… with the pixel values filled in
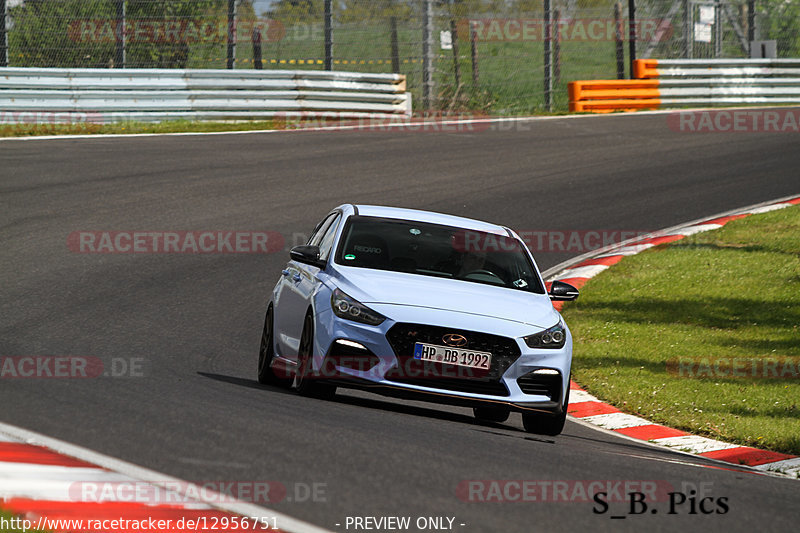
left=274, top=212, right=340, bottom=360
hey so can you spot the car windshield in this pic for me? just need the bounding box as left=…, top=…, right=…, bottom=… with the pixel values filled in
left=334, top=216, right=545, bottom=294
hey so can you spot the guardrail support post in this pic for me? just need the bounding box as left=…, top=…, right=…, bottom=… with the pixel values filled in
left=114, top=0, right=125, bottom=68
left=227, top=0, right=236, bottom=69
left=1, top=0, right=9, bottom=67
left=324, top=0, right=333, bottom=71
left=422, top=0, right=435, bottom=110
left=628, top=0, right=636, bottom=79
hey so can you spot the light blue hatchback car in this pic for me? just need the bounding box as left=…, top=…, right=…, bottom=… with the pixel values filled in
left=258, top=205, right=579, bottom=435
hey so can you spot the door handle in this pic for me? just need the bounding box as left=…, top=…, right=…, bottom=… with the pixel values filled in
left=281, top=269, right=290, bottom=276
left=292, top=273, right=302, bottom=282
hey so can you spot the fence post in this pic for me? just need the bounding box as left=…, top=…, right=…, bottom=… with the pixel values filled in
left=628, top=0, right=636, bottom=79
left=450, top=18, right=461, bottom=90
left=470, top=22, right=479, bottom=86
left=324, top=0, right=333, bottom=70
left=0, top=0, right=7, bottom=68
left=747, top=0, right=756, bottom=51
left=422, top=0, right=434, bottom=109
left=115, top=0, right=125, bottom=68
left=227, top=0, right=236, bottom=69
left=683, top=0, right=692, bottom=59
left=614, top=2, right=625, bottom=79
left=714, top=0, right=722, bottom=57
left=543, top=0, right=552, bottom=111
left=553, top=9, right=561, bottom=85
left=390, top=16, right=400, bottom=73
left=252, top=28, right=262, bottom=69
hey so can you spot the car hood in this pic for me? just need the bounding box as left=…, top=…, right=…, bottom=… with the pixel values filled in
left=329, top=266, right=558, bottom=330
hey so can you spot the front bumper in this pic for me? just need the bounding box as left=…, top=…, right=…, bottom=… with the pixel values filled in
left=313, top=305, right=572, bottom=415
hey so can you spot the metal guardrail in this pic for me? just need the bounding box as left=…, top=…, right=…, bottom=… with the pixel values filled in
left=569, top=59, right=800, bottom=113
left=634, top=59, right=800, bottom=79
left=0, top=68, right=412, bottom=123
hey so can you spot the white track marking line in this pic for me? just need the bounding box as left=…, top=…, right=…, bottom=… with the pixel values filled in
left=744, top=203, right=793, bottom=214
left=581, top=412, right=653, bottom=430
left=569, top=390, right=600, bottom=403
left=753, top=458, right=800, bottom=476
left=0, top=463, right=109, bottom=479
left=596, top=244, right=655, bottom=257
left=553, top=264, right=609, bottom=280
left=664, top=223, right=723, bottom=236
left=652, top=435, right=739, bottom=454
left=0, top=463, right=214, bottom=507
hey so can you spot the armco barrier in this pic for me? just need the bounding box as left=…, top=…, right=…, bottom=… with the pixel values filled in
left=569, top=59, right=800, bottom=113
left=0, top=68, right=412, bottom=123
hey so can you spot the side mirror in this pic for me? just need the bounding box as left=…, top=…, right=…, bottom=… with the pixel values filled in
left=549, top=280, right=579, bottom=301
left=290, top=245, right=324, bottom=268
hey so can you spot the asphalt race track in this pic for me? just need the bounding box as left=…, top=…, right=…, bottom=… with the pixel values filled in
left=2, top=111, right=799, bottom=532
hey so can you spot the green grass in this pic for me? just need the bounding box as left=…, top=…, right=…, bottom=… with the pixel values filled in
left=561, top=204, right=800, bottom=455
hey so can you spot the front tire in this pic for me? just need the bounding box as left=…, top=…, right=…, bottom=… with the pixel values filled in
left=295, top=312, right=336, bottom=400
left=521, top=385, right=570, bottom=436
left=258, top=306, right=291, bottom=387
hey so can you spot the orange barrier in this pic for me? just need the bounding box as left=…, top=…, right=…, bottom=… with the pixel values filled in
left=633, top=59, right=659, bottom=79
left=568, top=79, right=661, bottom=112
left=570, top=58, right=800, bottom=112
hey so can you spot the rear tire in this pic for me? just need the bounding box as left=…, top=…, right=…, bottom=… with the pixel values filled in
left=258, top=306, right=291, bottom=387
left=473, top=406, right=510, bottom=423
left=521, top=385, right=570, bottom=436
left=295, top=312, right=336, bottom=400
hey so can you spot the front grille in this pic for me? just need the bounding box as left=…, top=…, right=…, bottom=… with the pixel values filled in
left=517, top=371, right=561, bottom=400
left=384, top=323, right=521, bottom=397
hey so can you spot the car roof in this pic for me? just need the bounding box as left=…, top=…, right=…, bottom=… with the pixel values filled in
left=347, top=204, right=510, bottom=236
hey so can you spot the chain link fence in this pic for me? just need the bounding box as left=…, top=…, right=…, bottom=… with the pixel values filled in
left=2, top=1, right=798, bottom=114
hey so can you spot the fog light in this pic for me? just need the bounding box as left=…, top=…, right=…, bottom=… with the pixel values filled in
left=335, top=339, right=367, bottom=350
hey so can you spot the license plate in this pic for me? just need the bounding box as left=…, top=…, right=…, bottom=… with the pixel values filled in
left=413, top=342, right=492, bottom=370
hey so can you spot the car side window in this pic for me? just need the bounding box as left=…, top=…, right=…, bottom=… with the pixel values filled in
left=308, top=213, right=337, bottom=246
left=317, top=214, right=342, bottom=261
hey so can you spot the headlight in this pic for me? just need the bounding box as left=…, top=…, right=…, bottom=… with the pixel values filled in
left=523, top=321, right=566, bottom=349
left=331, top=289, right=386, bottom=326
